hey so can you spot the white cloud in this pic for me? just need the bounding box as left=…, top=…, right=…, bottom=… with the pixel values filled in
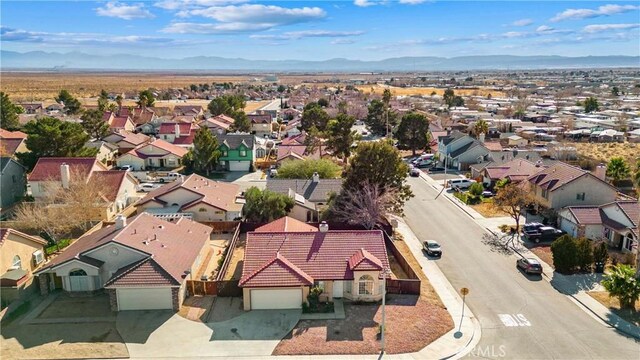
left=95, top=2, right=154, bottom=20
left=331, top=39, right=356, bottom=45
left=154, top=0, right=248, bottom=11
left=162, top=4, right=326, bottom=34
left=354, top=0, right=426, bottom=7
left=511, top=18, right=533, bottom=26
left=551, top=4, right=639, bottom=22
left=536, top=25, right=554, bottom=33
left=399, top=0, right=429, bottom=4
left=251, top=30, right=365, bottom=40
left=582, top=23, right=640, bottom=33
left=0, top=26, right=179, bottom=46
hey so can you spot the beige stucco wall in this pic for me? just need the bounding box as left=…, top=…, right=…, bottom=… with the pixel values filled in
left=83, top=243, right=146, bottom=286
left=157, top=188, right=201, bottom=207
left=184, top=203, right=227, bottom=222
left=349, top=270, right=383, bottom=302
left=549, top=176, right=617, bottom=209
left=0, top=232, right=44, bottom=278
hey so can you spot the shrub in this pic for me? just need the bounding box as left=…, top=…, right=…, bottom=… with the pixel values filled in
left=551, top=235, right=579, bottom=274
left=593, top=241, right=609, bottom=264
left=469, top=182, right=484, bottom=197
left=602, top=264, right=640, bottom=309
left=575, top=238, right=594, bottom=272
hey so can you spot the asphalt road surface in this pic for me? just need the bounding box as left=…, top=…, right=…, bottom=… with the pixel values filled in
left=404, top=175, right=639, bottom=359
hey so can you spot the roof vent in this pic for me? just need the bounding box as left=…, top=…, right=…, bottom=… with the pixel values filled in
left=319, top=221, right=329, bottom=233
left=115, top=214, right=126, bottom=230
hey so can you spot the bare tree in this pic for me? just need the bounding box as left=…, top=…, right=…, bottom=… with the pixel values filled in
left=330, top=181, right=399, bottom=230
left=493, top=183, right=537, bottom=244
left=13, top=170, right=115, bottom=249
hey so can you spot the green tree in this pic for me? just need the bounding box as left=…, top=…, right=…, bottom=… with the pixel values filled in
left=575, top=237, right=594, bottom=271
left=301, top=104, right=330, bottom=132
left=80, top=109, right=109, bottom=139
left=633, top=158, right=640, bottom=192
left=185, top=127, right=220, bottom=176
left=304, top=126, right=324, bottom=155
left=115, top=95, right=123, bottom=114
left=325, top=113, right=358, bottom=160
left=602, top=264, right=640, bottom=309
left=473, top=119, right=489, bottom=137
left=469, top=182, right=484, bottom=197
left=395, top=112, right=429, bottom=156
left=0, top=91, right=22, bottom=130
left=584, top=97, right=599, bottom=113
left=99, top=89, right=109, bottom=99
left=55, top=90, right=82, bottom=115
left=342, top=140, right=412, bottom=213
left=606, top=157, right=630, bottom=184
left=277, top=159, right=342, bottom=179
left=551, top=235, right=579, bottom=274
left=365, top=99, right=397, bottom=136
left=243, top=187, right=294, bottom=223
left=317, top=98, right=329, bottom=107
left=230, top=111, right=251, bottom=132
left=611, top=86, right=620, bottom=96
left=137, top=90, right=155, bottom=108
left=16, top=117, right=97, bottom=170
left=443, top=89, right=455, bottom=107
left=277, top=85, right=286, bottom=93
left=207, top=94, right=246, bottom=116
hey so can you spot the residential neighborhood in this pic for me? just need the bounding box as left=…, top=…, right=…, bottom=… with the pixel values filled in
left=1, top=1, right=640, bottom=359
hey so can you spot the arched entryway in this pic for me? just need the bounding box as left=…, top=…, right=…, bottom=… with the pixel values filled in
left=68, top=269, right=90, bottom=291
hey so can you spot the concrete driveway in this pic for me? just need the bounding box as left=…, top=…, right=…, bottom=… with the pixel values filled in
left=117, top=308, right=300, bottom=358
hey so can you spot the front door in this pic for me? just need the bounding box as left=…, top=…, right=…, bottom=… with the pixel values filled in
left=69, top=269, right=90, bottom=291
left=159, top=158, right=165, bottom=168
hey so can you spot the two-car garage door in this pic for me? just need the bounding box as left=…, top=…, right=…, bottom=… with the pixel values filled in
left=117, top=287, right=173, bottom=311
left=228, top=161, right=250, bottom=172
left=250, top=289, right=302, bottom=310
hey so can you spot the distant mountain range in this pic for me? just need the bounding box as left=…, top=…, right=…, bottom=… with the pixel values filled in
left=1, top=50, right=638, bottom=72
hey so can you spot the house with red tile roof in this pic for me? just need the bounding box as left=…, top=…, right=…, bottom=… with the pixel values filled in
left=116, top=138, right=188, bottom=171
left=480, top=159, right=545, bottom=187
left=240, top=222, right=389, bottom=310
left=526, top=162, right=618, bottom=210
left=254, top=216, right=317, bottom=232
left=0, top=129, right=28, bottom=157
left=558, top=200, right=638, bottom=253
left=248, top=113, right=273, bottom=137
left=276, top=133, right=325, bottom=165
left=157, top=122, right=198, bottom=148
left=202, top=117, right=232, bottom=134
left=137, top=174, right=243, bottom=222
left=103, top=112, right=135, bottom=133
left=35, top=214, right=211, bottom=311
left=28, top=157, right=138, bottom=220
left=0, top=228, right=48, bottom=305
left=103, top=130, right=150, bottom=155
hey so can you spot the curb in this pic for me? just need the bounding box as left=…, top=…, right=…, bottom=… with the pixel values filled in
left=417, top=173, right=477, bottom=220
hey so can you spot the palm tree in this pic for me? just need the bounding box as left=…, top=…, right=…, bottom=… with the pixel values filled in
left=115, top=95, right=123, bottom=115
left=606, top=157, right=630, bottom=185
left=473, top=119, right=489, bottom=137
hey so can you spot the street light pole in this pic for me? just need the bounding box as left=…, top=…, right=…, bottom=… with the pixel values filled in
left=381, top=268, right=391, bottom=354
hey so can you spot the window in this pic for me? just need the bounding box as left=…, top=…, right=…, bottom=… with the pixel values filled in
left=69, top=269, right=87, bottom=276
left=215, top=210, right=224, bottom=215
left=576, top=192, right=586, bottom=201
left=541, top=189, right=548, bottom=199
left=222, top=151, right=228, bottom=157
left=239, top=150, right=246, bottom=157
left=625, top=238, right=635, bottom=252
left=10, top=255, right=21, bottom=270
left=358, top=275, right=374, bottom=295
left=199, top=207, right=207, bottom=212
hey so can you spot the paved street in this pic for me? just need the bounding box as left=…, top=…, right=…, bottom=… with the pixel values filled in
left=403, top=176, right=639, bottom=359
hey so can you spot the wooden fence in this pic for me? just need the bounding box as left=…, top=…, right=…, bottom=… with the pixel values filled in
left=384, top=233, right=421, bottom=280
left=186, top=280, right=242, bottom=297
left=215, top=223, right=241, bottom=282
left=386, top=279, right=421, bottom=295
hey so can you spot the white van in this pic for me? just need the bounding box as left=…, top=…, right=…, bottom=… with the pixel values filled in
left=448, top=178, right=476, bottom=190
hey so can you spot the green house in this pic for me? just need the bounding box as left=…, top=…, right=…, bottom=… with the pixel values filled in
left=216, top=134, right=255, bottom=172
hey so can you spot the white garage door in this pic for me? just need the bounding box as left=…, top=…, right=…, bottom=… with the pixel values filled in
left=229, top=161, right=250, bottom=172
left=117, top=287, right=173, bottom=311
left=251, top=289, right=302, bottom=310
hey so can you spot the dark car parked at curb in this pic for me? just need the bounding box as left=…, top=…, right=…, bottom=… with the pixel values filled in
left=517, top=257, right=543, bottom=275
left=524, top=226, right=565, bottom=243
left=423, top=240, right=442, bottom=257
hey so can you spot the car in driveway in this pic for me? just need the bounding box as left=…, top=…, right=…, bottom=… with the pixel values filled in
left=428, top=166, right=446, bottom=172
left=137, top=183, right=160, bottom=192
left=517, top=257, right=543, bottom=275
left=522, top=222, right=544, bottom=235
left=448, top=178, right=476, bottom=190
left=525, top=226, right=565, bottom=243
left=423, top=240, right=442, bottom=257
left=410, top=168, right=421, bottom=177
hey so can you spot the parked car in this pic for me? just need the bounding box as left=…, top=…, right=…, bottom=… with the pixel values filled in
left=269, top=168, right=278, bottom=178
left=115, top=165, right=132, bottom=171
left=517, top=257, right=543, bottom=275
left=410, top=168, right=421, bottom=177
left=522, top=222, right=544, bottom=237
left=137, top=183, right=160, bottom=192
left=481, top=190, right=494, bottom=198
left=448, top=178, right=476, bottom=190
left=414, top=159, right=434, bottom=168
left=156, top=172, right=181, bottom=183
left=428, top=166, right=446, bottom=172
left=525, top=226, right=565, bottom=243
left=423, top=240, right=442, bottom=257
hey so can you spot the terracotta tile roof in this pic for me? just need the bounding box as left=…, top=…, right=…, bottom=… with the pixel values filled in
left=240, top=230, right=389, bottom=287
left=105, top=257, right=178, bottom=287
left=116, top=131, right=149, bottom=146
left=617, top=201, right=639, bottom=228
left=204, top=118, right=231, bottom=130
left=483, top=141, right=503, bottom=151
left=348, top=248, right=383, bottom=271
left=254, top=216, right=317, bottom=232
left=37, top=214, right=211, bottom=285
left=28, top=157, right=102, bottom=181
left=266, top=178, right=343, bottom=203
left=0, top=138, right=24, bottom=156
left=484, top=159, right=541, bottom=181
left=211, top=114, right=235, bottom=125
left=158, top=123, right=193, bottom=135
left=110, top=116, right=131, bottom=129
left=528, top=162, right=591, bottom=192
left=566, top=206, right=603, bottom=224
left=89, top=171, right=132, bottom=202
left=239, top=252, right=313, bottom=287
left=277, top=144, right=324, bottom=162
left=248, top=114, right=272, bottom=124
left=0, top=228, right=48, bottom=247
left=139, top=174, right=240, bottom=212
left=127, top=139, right=188, bottom=158
left=0, top=129, right=27, bottom=139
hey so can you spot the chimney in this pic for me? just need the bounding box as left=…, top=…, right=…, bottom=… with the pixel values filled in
left=175, top=123, right=181, bottom=138
left=319, top=221, right=329, bottom=233
left=115, top=214, right=127, bottom=229
left=479, top=133, right=485, bottom=143
left=60, top=163, right=70, bottom=189
left=312, top=172, right=320, bottom=183
left=593, top=163, right=606, bottom=181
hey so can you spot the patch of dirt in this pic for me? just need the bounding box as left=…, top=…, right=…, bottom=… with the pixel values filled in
left=587, top=291, right=640, bottom=326
left=224, top=238, right=245, bottom=281
left=573, top=142, right=639, bottom=169
left=273, top=295, right=453, bottom=355
left=387, top=247, right=409, bottom=279
left=1, top=322, right=128, bottom=359
left=357, top=84, right=505, bottom=98
left=178, top=296, right=215, bottom=322
left=392, top=239, right=444, bottom=304
left=38, top=294, right=114, bottom=319
left=470, top=201, right=510, bottom=218
left=527, top=245, right=554, bottom=268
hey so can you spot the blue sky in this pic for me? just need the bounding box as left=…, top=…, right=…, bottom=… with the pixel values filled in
left=1, top=1, right=639, bottom=60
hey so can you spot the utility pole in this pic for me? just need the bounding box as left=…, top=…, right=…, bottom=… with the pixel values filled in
left=380, top=268, right=392, bottom=354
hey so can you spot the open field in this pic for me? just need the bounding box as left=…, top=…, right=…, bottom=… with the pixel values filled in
left=357, top=84, right=506, bottom=97
left=572, top=142, right=639, bottom=168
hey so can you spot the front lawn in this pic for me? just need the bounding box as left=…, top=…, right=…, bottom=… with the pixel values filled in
left=526, top=244, right=554, bottom=268
left=273, top=295, right=452, bottom=355
left=587, top=291, right=640, bottom=326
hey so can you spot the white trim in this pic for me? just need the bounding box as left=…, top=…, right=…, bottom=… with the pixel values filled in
left=50, top=258, right=100, bottom=271
left=82, top=240, right=150, bottom=259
